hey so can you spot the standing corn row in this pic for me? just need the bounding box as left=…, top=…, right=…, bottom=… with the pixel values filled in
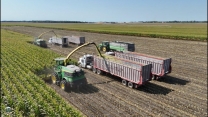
left=1, top=30, right=81, bottom=116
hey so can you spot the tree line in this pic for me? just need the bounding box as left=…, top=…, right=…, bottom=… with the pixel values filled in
left=1, top=20, right=207, bottom=23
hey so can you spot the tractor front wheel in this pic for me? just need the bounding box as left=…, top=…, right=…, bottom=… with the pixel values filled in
left=60, top=80, right=67, bottom=91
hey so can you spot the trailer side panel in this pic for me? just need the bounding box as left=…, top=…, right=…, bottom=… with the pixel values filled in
left=67, top=36, right=85, bottom=45
left=93, top=56, right=152, bottom=85
left=115, top=52, right=172, bottom=77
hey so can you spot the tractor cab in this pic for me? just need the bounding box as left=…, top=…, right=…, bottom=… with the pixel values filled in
left=54, top=57, right=76, bottom=69
left=54, top=57, right=65, bottom=65
left=99, top=41, right=110, bottom=52
left=54, top=57, right=65, bottom=72
left=102, top=41, right=109, bottom=46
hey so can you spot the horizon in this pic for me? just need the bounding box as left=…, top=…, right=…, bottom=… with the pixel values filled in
left=1, top=20, right=207, bottom=23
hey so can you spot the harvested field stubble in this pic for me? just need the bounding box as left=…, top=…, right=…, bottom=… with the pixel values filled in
left=2, top=22, right=207, bottom=41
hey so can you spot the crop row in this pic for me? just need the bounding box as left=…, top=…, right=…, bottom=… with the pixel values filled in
left=1, top=29, right=82, bottom=116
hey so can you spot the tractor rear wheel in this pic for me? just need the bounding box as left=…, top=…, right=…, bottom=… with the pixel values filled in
left=60, top=80, right=67, bottom=91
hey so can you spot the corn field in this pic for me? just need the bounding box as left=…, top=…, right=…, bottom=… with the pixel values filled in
left=1, top=30, right=82, bottom=117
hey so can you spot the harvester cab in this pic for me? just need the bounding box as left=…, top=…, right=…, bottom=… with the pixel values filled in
left=54, top=58, right=65, bottom=71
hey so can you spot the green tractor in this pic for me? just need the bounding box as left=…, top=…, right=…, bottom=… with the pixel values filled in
left=99, top=41, right=135, bottom=52
left=51, top=57, right=87, bottom=91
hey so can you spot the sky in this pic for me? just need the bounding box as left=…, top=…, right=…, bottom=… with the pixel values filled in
left=1, top=0, right=207, bottom=22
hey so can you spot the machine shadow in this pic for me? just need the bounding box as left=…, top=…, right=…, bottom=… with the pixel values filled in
left=26, top=41, right=33, bottom=44
left=93, top=73, right=173, bottom=95
left=26, top=41, right=73, bottom=49
left=26, top=41, right=49, bottom=48
left=71, top=84, right=99, bottom=94
left=136, top=82, right=174, bottom=95
left=90, top=80, right=115, bottom=85
left=158, top=75, right=189, bottom=85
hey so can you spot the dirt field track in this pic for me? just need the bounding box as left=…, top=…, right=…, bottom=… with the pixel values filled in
left=2, top=26, right=207, bottom=117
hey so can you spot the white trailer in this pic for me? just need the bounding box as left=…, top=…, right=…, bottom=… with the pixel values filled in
left=114, top=52, right=172, bottom=80
left=67, top=36, right=85, bottom=45
left=78, top=54, right=152, bottom=88
left=48, top=36, right=69, bottom=47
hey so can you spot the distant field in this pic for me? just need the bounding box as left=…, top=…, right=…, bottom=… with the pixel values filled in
left=2, top=22, right=207, bottom=41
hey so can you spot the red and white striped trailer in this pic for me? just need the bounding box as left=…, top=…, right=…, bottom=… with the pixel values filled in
left=114, top=52, right=172, bottom=80
left=78, top=54, right=152, bottom=88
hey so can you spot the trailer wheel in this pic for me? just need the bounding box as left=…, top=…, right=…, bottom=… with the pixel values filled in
left=93, top=68, right=97, bottom=73
left=134, top=84, right=139, bottom=89
left=122, top=80, right=127, bottom=86
left=152, top=75, right=156, bottom=80
left=128, top=82, right=134, bottom=88
left=60, top=80, right=67, bottom=91
left=97, top=69, right=102, bottom=75
left=156, top=76, right=160, bottom=80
